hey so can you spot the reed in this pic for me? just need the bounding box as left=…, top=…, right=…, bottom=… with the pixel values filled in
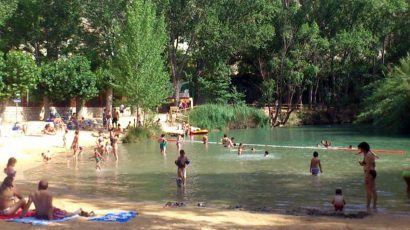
left=189, top=104, right=269, bottom=130
left=122, top=126, right=161, bottom=143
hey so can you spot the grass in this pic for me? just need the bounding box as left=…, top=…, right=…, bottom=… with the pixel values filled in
left=188, top=104, right=269, bottom=130
left=122, top=125, right=162, bottom=143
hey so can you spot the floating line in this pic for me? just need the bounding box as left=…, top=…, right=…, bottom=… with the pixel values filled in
left=183, top=140, right=406, bottom=155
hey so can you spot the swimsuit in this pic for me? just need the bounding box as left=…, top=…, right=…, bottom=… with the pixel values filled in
left=160, top=141, right=167, bottom=150
left=311, top=167, right=320, bottom=175
left=96, top=157, right=102, bottom=163
left=0, top=207, right=11, bottom=215
left=36, top=208, right=67, bottom=220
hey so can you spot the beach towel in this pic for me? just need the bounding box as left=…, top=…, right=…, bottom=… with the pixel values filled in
left=89, top=211, right=137, bottom=223
left=0, top=210, right=35, bottom=220
left=8, top=215, right=79, bottom=225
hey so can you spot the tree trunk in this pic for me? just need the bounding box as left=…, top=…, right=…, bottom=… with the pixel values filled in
left=105, top=87, right=113, bottom=111
left=76, top=98, right=86, bottom=118
left=308, top=85, right=313, bottom=108
left=43, top=96, right=50, bottom=121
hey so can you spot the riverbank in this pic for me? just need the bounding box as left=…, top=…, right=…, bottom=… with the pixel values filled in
left=1, top=119, right=410, bottom=229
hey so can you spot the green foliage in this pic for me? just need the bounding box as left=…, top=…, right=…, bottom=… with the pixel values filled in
left=122, top=126, right=161, bottom=143
left=198, top=62, right=244, bottom=104
left=358, top=56, right=410, bottom=133
left=1, top=51, right=39, bottom=99
left=189, top=104, right=269, bottom=130
left=39, top=55, right=98, bottom=102
left=0, top=0, right=17, bottom=26
left=114, top=0, right=171, bottom=110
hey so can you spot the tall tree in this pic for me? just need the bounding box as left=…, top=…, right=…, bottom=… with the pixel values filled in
left=114, top=0, right=171, bottom=113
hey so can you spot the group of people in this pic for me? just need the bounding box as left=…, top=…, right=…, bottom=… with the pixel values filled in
left=0, top=158, right=91, bottom=219
left=102, top=108, right=120, bottom=129
left=309, top=142, right=378, bottom=211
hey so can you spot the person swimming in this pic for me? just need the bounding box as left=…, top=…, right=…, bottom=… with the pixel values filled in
left=320, top=140, right=332, bottom=148
left=310, top=151, right=323, bottom=175
left=264, top=151, right=269, bottom=157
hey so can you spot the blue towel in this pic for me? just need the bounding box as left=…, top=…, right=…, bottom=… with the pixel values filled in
left=8, top=215, right=79, bottom=225
left=89, top=211, right=137, bottom=223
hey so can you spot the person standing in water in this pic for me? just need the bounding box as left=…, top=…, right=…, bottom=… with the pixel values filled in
left=358, top=142, right=377, bottom=210
left=237, top=143, right=244, bottom=156
left=71, top=130, right=80, bottom=160
left=112, top=133, right=119, bottom=161
left=158, top=134, right=167, bottom=154
left=175, top=150, right=190, bottom=186
left=202, top=134, right=208, bottom=145
left=176, top=134, right=183, bottom=152
left=310, top=151, right=323, bottom=175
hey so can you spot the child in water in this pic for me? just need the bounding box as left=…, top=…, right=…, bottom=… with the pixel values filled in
left=237, top=143, right=244, bottom=156
left=175, top=150, right=190, bottom=186
left=310, top=151, right=323, bottom=175
left=91, top=148, right=104, bottom=171
left=331, top=188, right=346, bottom=211
left=158, top=134, right=167, bottom=154
left=4, top=157, right=17, bottom=177
left=202, top=134, right=208, bottom=145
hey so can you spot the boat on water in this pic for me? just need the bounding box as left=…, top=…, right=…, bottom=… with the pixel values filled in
left=190, top=129, right=209, bottom=135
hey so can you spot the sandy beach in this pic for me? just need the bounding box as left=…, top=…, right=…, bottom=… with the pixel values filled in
left=0, top=120, right=410, bottom=229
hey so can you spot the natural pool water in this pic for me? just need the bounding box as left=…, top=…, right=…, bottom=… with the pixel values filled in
left=24, top=125, right=410, bottom=214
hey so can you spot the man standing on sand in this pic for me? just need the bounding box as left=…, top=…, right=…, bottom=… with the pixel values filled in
left=112, top=109, right=119, bottom=128
left=20, top=180, right=86, bottom=219
left=358, top=142, right=377, bottom=210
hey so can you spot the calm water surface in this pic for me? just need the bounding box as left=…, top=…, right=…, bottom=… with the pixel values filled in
left=24, top=125, right=410, bottom=214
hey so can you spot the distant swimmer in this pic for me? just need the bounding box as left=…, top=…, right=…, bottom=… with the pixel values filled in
left=250, top=148, right=256, bottom=153
left=320, top=140, right=332, bottom=148
left=310, top=151, right=323, bottom=175
left=264, top=151, right=269, bottom=157
left=221, top=134, right=233, bottom=148
left=202, top=134, right=208, bottom=145
left=231, top=137, right=237, bottom=147
left=237, top=143, right=244, bottom=156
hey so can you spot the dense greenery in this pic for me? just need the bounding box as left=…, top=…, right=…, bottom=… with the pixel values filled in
left=0, top=0, right=408, bottom=131
left=358, top=56, right=410, bottom=133
left=113, top=0, right=171, bottom=110
left=189, top=104, right=269, bottom=130
left=122, top=126, right=162, bottom=143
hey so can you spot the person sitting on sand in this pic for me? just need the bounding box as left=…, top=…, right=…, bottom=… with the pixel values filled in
left=42, top=124, right=56, bottom=135
left=331, top=188, right=346, bottom=212
left=12, top=122, right=27, bottom=135
left=310, top=151, right=323, bottom=175
left=20, top=180, right=92, bottom=219
left=41, top=151, right=52, bottom=162
left=125, top=121, right=132, bottom=130
left=4, top=157, right=17, bottom=178
left=0, top=176, right=27, bottom=216
left=175, top=150, right=190, bottom=186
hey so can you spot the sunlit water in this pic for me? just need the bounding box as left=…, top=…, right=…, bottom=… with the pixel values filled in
left=24, top=125, right=410, bottom=214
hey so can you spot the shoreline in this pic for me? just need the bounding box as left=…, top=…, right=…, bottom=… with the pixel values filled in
left=1, top=120, right=410, bottom=229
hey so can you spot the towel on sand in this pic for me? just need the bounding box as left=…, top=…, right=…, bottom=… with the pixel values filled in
left=8, top=215, right=79, bottom=225
left=0, top=210, right=35, bottom=220
left=89, top=211, right=137, bottom=223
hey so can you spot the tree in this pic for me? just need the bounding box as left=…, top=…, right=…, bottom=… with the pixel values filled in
left=0, top=0, right=18, bottom=26
left=38, top=56, right=98, bottom=116
left=114, top=0, right=171, bottom=114
left=358, top=56, right=410, bottom=133
left=1, top=51, right=38, bottom=100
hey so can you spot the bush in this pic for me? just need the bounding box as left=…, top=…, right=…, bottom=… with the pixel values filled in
left=122, top=126, right=161, bottom=143
left=188, top=104, right=269, bottom=130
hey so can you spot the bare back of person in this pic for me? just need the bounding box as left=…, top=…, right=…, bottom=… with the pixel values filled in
left=30, top=190, right=53, bottom=219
